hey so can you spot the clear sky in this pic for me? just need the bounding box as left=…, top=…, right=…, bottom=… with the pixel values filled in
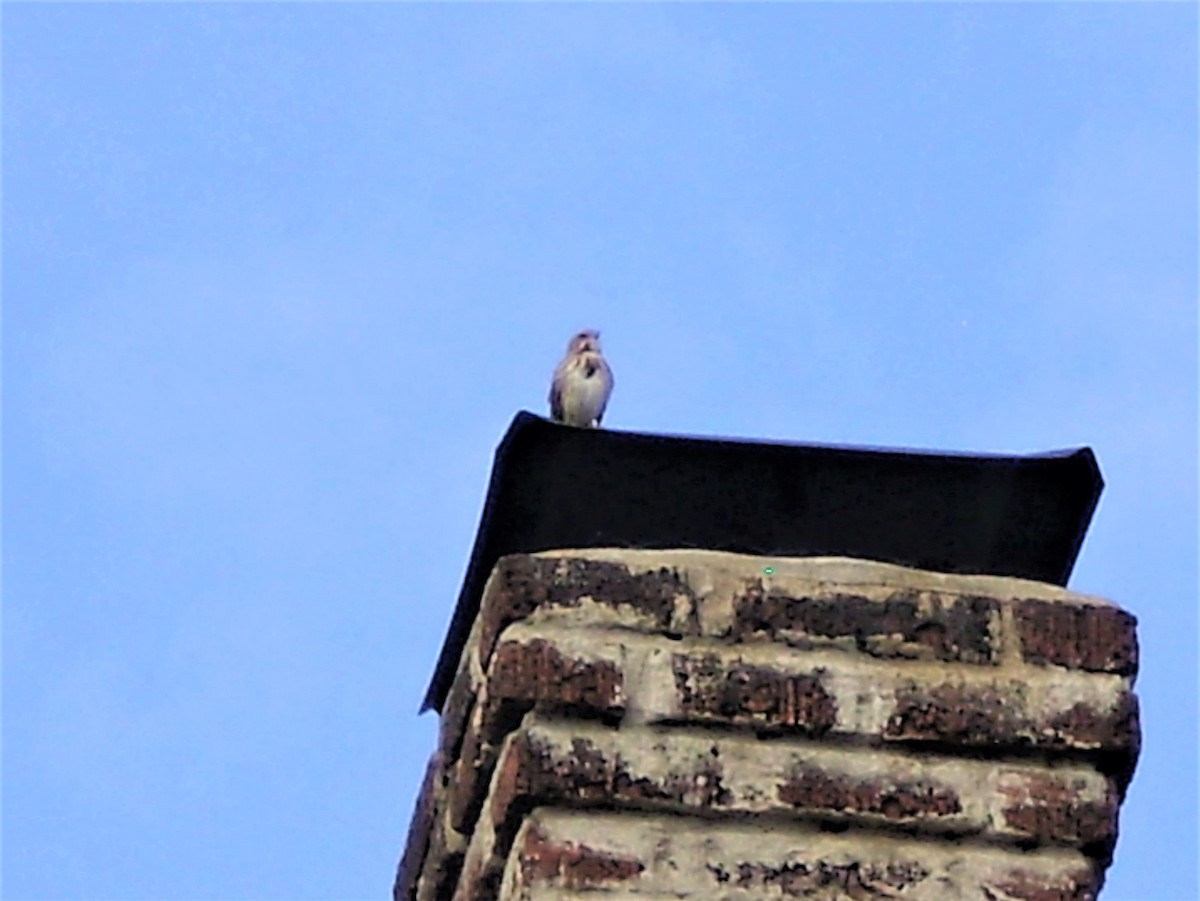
left=3, top=4, right=1195, bottom=900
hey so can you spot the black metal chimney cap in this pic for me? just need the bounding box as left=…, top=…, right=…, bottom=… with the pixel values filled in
left=421, top=412, right=1103, bottom=713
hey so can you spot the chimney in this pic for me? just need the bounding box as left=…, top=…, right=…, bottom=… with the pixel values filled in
left=396, top=414, right=1139, bottom=901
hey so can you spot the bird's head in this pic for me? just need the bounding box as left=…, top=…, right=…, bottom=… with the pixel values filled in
left=568, top=329, right=602, bottom=355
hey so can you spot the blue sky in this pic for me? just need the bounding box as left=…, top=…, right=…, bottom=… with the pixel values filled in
left=3, top=4, right=1195, bottom=900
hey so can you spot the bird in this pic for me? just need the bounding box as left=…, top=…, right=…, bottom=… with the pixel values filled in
left=549, top=329, right=614, bottom=427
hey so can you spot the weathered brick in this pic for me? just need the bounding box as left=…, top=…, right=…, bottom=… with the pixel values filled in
left=478, top=555, right=698, bottom=668
left=987, top=866, right=1102, bottom=901
left=778, top=765, right=962, bottom=821
left=481, top=716, right=1113, bottom=852
left=496, top=809, right=1104, bottom=901
left=487, top=732, right=540, bottom=854
left=672, top=653, right=838, bottom=735
left=884, top=682, right=1140, bottom=768
left=1016, top=599, right=1138, bottom=676
left=448, top=724, right=497, bottom=836
left=515, top=824, right=644, bottom=890
left=488, top=638, right=624, bottom=724
left=393, top=753, right=442, bottom=901
left=885, top=681, right=1030, bottom=746
left=998, top=770, right=1118, bottom=850
left=733, top=581, right=998, bottom=664
left=491, top=622, right=1138, bottom=758
left=716, top=858, right=931, bottom=895
left=1049, top=692, right=1141, bottom=794
left=400, top=551, right=1141, bottom=901
left=411, top=810, right=466, bottom=901
left=450, top=847, right=488, bottom=901
left=446, top=637, right=626, bottom=840
left=488, top=730, right=732, bottom=844
left=439, top=666, right=477, bottom=764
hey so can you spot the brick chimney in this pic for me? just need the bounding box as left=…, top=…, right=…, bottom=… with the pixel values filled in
left=395, top=415, right=1139, bottom=901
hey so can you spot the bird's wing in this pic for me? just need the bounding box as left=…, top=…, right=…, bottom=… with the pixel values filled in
left=594, top=359, right=614, bottom=426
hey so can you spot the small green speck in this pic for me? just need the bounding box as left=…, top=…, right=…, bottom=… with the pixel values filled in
left=763, top=566, right=775, bottom=575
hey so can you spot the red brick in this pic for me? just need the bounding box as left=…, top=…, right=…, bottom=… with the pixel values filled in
left=672, top=653, right=838, bottom=735
left=448, top=725, right=497, bottom=836
left=499, top=808, right=1105, bottom=901
left=449, top=849, right=488, bottom=901
left=883, top=682, right=1140, bottom=770
left=487, top=638, right=623, bottom=724
left=885, top=682, right=1027, bottom=746
left=999, top=771, right=1118, bottom=850
left=734, top=581, right=998, bottom=664
left=1016, top=599, right=1138, bottom=676
left=393, top=753, right=442, bottom=901
left=446, top=640, right=624, bottom=839
left=1049, top=692, right=1141, bottom=751
left=406, top=810, right=465, bottom=901
left=487, top=733, right=540, bottom=851
left=712, top=859, right=931, bottom=895
left=777, top=766, right=962, bottom=821
left=439, top=666, right=476, bottom=763
left=1049, top=692, right=1141, bottom=793
left=489, top=732, right=732, bottom=845
left=398, top=553, right=1141, bottom=901
left=516, top=824, right=644, bottom=889
left=987, top=866, right=1101, bottom=901
left=478, top=555, right=698, bottom=668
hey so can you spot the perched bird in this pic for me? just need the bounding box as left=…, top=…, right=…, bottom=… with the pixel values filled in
left=549, top=329, right=614, bottom=427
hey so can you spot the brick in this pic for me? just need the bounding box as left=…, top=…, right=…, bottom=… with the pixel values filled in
left=672, top=653, right=838, bottom=735
left=440, top=666, right=477, bottom=764
left=435, top=623, right=1134, bottom=876
left=1047, top=692, right=1140, bottom=750
left=998, top=770, right=1118, bottom=851
left=448, top=725, right=498, bottom=836
left=884, top=681, right=1018, bottom=745
left=446, top=636, right=625, bottom=839
left=884, top=681, right=1139, bottom=763
left=778, top=765, right=963, bottom=821
left=713, top=858, right=931, bottom=895
left=1016, top=599, right=1138, bottom=676
left=484, top=717, right=1114, bottom=850
left=487, top=638, right=624, bottom=722
left=514, top=824, right=644, bottom=890
left=488, top=728, right=732, bottom=848
left=394, top=753, right=442, bottom=901
left=1049, top=692, right=1141, bottom=794
left=733, top=581, right=998, bottom=664
left=451, top=847, right=489, bottom=901
left=496, top=809, right=1102, bottom=901
left=399, top=552, right=1140, bottom=900
left=411, top=809, right=467, bottom=901
left=485, top=621, right=1137, bottom=757
left=987, top=867, right=1102, bottom=901
left=478, top=555, right=698, bottom=668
